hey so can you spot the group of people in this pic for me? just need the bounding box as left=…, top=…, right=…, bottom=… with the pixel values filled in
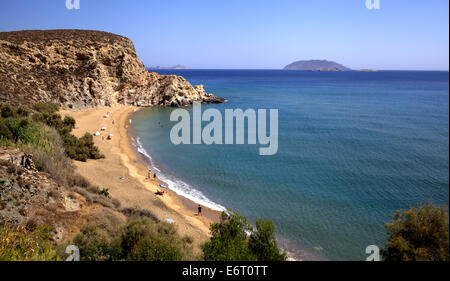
left=148, top=168, right=203, bottom=216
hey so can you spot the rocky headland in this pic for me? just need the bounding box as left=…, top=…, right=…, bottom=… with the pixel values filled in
left=0, top=30, right=224, bottom=109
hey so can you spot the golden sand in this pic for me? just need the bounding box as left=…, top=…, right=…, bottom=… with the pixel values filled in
left=60, top=106, right=221, bottom=254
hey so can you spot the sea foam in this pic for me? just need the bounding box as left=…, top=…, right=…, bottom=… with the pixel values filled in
left=136, top=137, right=226, bottom=212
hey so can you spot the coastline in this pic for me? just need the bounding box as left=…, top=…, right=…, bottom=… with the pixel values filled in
left=60, top=105, right=303, bottom=261
left=60, top=106, right=221, bottom=255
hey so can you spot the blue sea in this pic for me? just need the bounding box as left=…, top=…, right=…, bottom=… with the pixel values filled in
left=131, top=70, right=449, bottom=261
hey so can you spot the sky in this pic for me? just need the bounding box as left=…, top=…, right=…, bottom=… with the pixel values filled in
left=0, top=0, right=448, bottom=70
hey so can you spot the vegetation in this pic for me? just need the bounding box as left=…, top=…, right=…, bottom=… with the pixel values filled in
left=201, top=212, right=286, bottom=261
left=249, top=219, right=287, bottom=261
left=1, top=102, right=103, bottom=162
left=31, top=102, right=104, bottom=161
left=382, top=202, right=449, bottom=261
left=0, top=103, right=288, bottom=262
left=72, top=218, right=193, bottom=261
left=0, top=225, right=59, bottom=261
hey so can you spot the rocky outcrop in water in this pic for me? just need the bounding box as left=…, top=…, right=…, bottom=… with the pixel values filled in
left=0, top=30, right=224, bottom=109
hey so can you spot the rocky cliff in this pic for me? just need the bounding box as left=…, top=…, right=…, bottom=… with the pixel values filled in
left=0, top=30, right=224, bottom=109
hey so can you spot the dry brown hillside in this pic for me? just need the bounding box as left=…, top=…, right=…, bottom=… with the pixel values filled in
left=0, top=29, right=223, bottom=109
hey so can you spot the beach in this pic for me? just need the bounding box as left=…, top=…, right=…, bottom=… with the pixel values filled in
left=60, top=106, right=221, bottom=255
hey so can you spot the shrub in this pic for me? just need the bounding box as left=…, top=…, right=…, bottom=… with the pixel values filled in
left=121, top=207, right=159, bottom=222
left=62, top=132, right=104, bottom=162
left=0, top=225, right=59, bottom=261
left=1, top=104, right=16, bottom=118
left=202, top=212, right=256, bottom=261
left=16, top=107, right=30, bottom=117
left=30, top=126, right=73, bottom=186
left=66, top=173, right=92, bottom=188
left=382, top=202, right=449, bottom=261
left=71, top=218, right=193, bottom=261
left=202, top=212, right=286, bottom=261
left=119, top=218, right=191, bottom=261
left=0, top=119, right=14, bottom=141
left=73, top=225, right=117, bottom=261
left=31, top=111, right=104, bottom=162
left=32, top=102, right=59, bottom=115
left=248, top=219, right=286, bottom=261
left=63, top=115, right=76, bottom=130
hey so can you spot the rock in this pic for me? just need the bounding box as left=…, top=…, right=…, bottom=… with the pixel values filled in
left=0, top=30, right=224, bottom=108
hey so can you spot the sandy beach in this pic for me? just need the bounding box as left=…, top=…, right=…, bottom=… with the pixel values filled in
left=60, top=106, right=221, bottom=255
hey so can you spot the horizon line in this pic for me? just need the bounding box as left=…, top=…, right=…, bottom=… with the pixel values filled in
left=146, top=68, right=450, bottom=72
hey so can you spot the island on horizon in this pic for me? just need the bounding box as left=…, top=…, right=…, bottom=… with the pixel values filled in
left=148, top=65, right=189, bottom=70
left=283, top=59, right=351, bottom=71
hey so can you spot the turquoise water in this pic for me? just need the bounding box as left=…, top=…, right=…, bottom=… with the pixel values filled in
left=131, top=70, right=449, bottom=260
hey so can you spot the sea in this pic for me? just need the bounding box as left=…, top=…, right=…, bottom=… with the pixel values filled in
left=131, top=70, right=449, bottom=261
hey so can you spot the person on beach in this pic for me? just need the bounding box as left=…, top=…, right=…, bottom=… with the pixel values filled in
left=197, top=205, right=202, bottom=216
left=148, top=169, right=151, bottom=179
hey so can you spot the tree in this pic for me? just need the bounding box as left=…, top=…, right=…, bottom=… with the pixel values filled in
left=202, top=212, right=287, bottom=261
left=382, top=202, right=449, bottom=261
left=202, top=212, right=256, bottom=261
left=249, top=219, right=287, bottom=261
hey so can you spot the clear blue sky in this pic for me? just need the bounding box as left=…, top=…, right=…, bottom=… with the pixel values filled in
left=0, top=0, right=448, bottom=70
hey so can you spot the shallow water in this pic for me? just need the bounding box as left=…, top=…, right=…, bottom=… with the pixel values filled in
left=132, top=70, right=449, bottom=260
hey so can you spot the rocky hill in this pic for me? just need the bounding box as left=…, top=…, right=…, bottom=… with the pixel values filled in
left=0, top=30, right=223, bottom=109
left=0, top=147, right=125, bottom=244
left=283, top=59, right=350, bottom=71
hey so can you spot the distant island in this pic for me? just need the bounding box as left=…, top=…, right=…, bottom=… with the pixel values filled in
left=357, top=69, right=379, bottom=72
left=149, top=65, right=188, bottom=70
left=283, top=60, right=351, bottom=71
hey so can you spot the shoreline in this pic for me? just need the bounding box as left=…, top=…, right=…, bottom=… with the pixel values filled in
left=60, top=106, right=221, bottom=255
left=125, top=108, right=308, bottom=261
left=60, top=105, right=304, bottom=261
left=126, top=108, right=225, bottom=221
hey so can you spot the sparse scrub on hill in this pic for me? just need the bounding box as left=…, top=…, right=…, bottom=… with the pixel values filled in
left=72, top=218, right=193, bottom=261
left=1, top=103, right=104, bottom=162
left=0, top=225, right=59, bottom=261
left=30, top=103, right=104, bottom=161
left=0, top=103, right=104, bottom=188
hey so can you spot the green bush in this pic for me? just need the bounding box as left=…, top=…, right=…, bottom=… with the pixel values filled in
left=382, top=202, right=449, bottom=261
left=2, top=103, right=104, bottom=162
left=73, top=226, right=118, bottom=261
left=16, top=107, right=30, bottom=117
left=1, top=104, right=16, bottom=118
left=0, top=119, right=14, bottom=141
left=202, top=212, right=256, bottom=261
left=72, top=218, right=193, bottom=261
left=249, top=219, right=286, bottom=261
left=0, top=225, right=59, bottom=261
left=202, top=212, right=286, bottom=261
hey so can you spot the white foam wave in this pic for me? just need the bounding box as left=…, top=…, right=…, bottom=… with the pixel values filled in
left=135, top=137, right=226, bottom=212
